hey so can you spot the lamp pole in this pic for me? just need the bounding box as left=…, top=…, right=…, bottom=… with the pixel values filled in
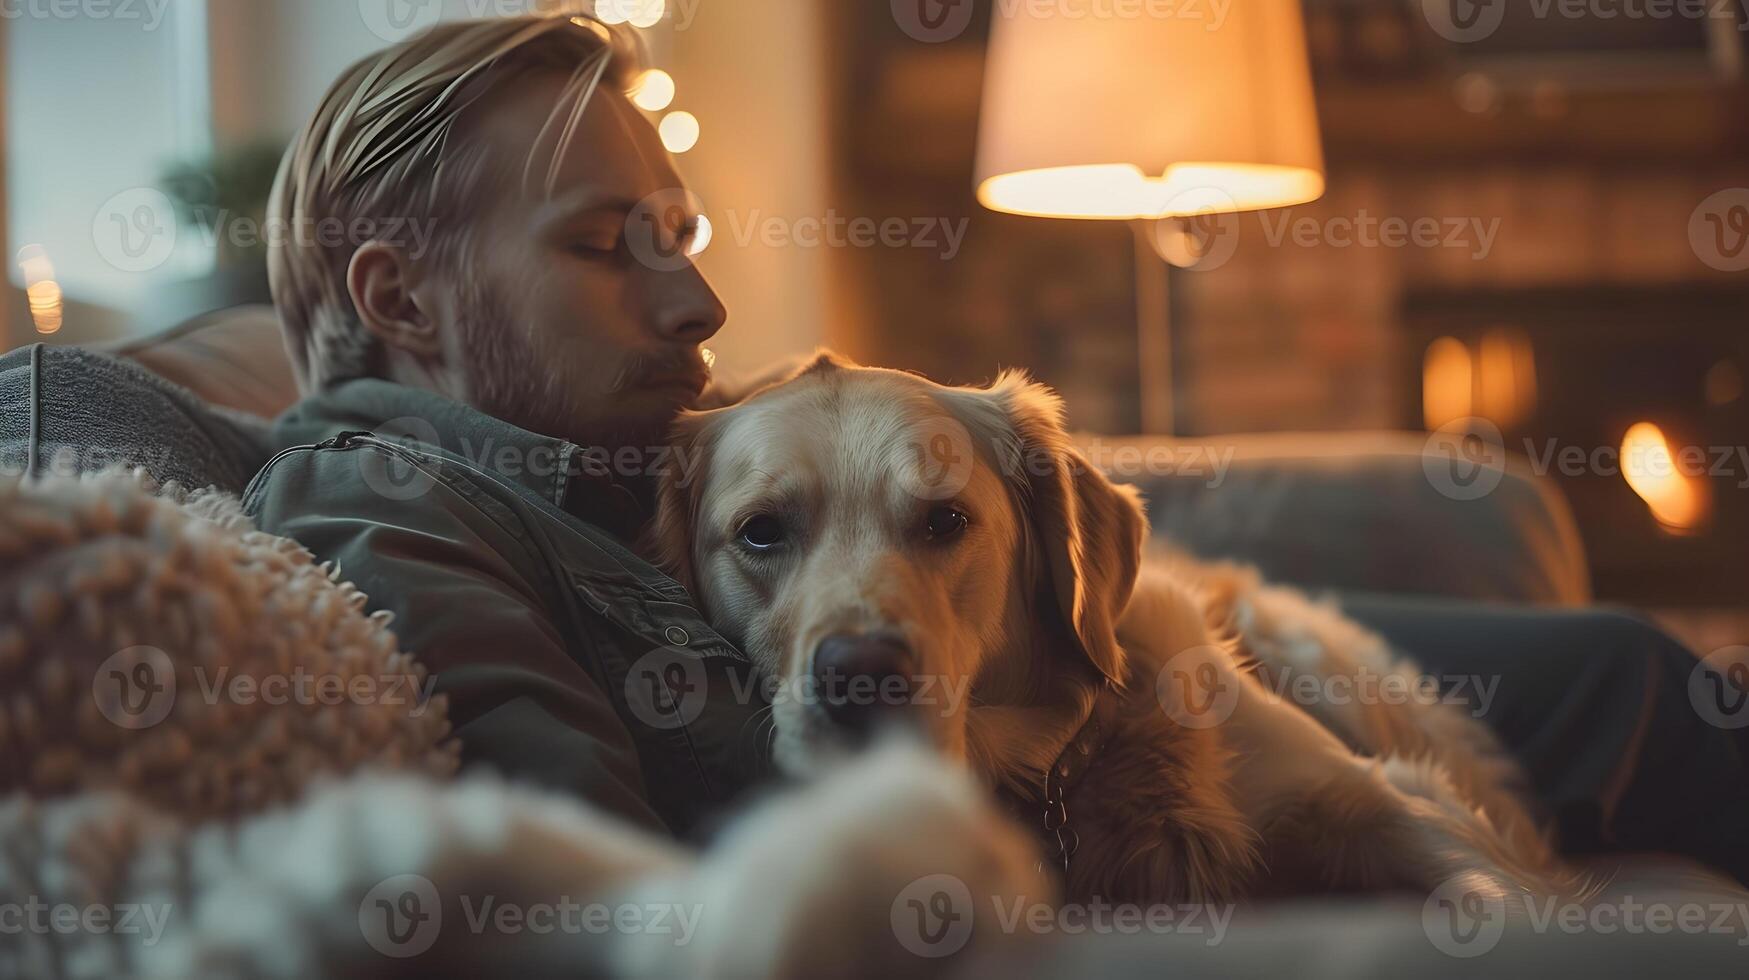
left=1134, top=220, right=1174, bottom=435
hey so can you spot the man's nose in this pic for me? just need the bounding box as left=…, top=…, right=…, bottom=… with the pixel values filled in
left=811, top=631, right=917, bottom=736
left=651, top=263, right=727, bottom=344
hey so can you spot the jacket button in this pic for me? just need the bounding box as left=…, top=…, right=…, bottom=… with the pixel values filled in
left=664, top=626, right=690, bottom=647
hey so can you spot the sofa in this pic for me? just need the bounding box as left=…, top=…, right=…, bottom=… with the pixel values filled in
left=4, top=305, right=1590, bottom=607
left=2, top=309, right=1741, bottom=978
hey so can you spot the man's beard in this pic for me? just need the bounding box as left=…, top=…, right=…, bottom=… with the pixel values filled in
left=456, top=278, right=704, bottom=455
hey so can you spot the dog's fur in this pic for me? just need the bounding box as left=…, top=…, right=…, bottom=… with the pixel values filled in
left=651, top=353, right=1574, bottom=905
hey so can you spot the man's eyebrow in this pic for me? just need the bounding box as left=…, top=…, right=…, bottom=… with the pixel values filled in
left=534, top=191, right=641, bottom=226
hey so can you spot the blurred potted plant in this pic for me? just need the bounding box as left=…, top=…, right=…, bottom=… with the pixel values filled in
left=159, top=141, right=286, bottom=272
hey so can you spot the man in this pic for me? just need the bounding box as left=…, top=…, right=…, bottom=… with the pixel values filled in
left=246, top=16, right=758, bottom=834
left=244, top=15, right=1748, bottom=876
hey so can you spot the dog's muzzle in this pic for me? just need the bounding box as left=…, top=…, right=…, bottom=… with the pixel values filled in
left=811, top=631, right=918, bottom=739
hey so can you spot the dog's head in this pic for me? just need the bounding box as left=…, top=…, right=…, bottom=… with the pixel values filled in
left=651, top=353, right=1146, bottom=774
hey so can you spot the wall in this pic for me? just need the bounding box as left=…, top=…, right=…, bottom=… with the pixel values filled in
left=667, top=0, right=834, bottom=376
left=1175, top=164, right=1748, bottom=435
left=6, top=0, right=209, bottom=334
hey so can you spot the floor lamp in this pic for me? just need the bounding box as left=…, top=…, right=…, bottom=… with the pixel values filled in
left=974, top=1, right=1327, bottom=434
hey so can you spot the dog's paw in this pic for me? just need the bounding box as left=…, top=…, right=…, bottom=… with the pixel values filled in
left=633, top=737, right=1049, bottom=980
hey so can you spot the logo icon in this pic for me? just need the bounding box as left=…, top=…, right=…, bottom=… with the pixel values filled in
left=1423, top=417, right=1507, bottom=502
left=1422, top=0, right=1506, bottom=44
left=1690, top=647, right=1749, bottom=731
left=92, top=188, right=178, bottom=274
left=891, top=874, right=974, bottom=958
left=627, top=188, right=708, bottom=273
left=1152, top=186, right=1242, bottom=272
left=625, top=647, right=709, bottom=730
left=1422, top=876, right=1507, bottom=957
left=93, top=646, right=177, bottom=730
left=360, top=0, right=443, bottom=42
left=1155, top=646, right=1239, bottom=729
left=895, top=414, right=976, bottom=502
left=1690, top=189, right=1749, bottom=273
left=360, top=874, right=441, bottom=958
left=892, top=0, right=975, bottom=43
left=357, top=416, right=443, bottom=502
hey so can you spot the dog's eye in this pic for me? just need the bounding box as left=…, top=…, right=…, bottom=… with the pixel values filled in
left=738, top=515, right=785, bottom=550
left=925, top=506, right=969, bottom=541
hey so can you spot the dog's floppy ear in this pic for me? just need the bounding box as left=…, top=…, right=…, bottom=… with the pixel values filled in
left=951, top=373, right=1148, bottom=686
left=646, top=409, right=720, bottom=596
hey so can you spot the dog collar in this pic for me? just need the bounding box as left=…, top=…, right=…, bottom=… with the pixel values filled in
left=1004, top=681, right=1124, bottom=878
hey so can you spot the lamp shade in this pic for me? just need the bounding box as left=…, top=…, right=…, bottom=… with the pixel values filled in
left=975, top=1, right=1326, bottom=220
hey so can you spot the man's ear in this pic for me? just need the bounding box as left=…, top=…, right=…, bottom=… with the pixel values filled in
left=348, top=241, right=441, bottom=357
left=951, top=372, right=1148, bottom=686
left=646, top=408, right=720, bottom=597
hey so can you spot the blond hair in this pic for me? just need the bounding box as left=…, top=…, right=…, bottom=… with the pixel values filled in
left=268, top=16, right=639, bottom=392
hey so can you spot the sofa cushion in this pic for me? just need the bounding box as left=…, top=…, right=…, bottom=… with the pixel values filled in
left=1104, top=432, right=1592, bottom=606
left=0, top=344, right=273, bottom=494
left=107, top=304, right=299, bottom=419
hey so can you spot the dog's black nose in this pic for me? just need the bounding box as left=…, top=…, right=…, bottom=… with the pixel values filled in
left=812, top=632, right=916, bottom=735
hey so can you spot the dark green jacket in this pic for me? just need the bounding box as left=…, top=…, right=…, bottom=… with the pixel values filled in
left=242, top=379, right=771, bottom=836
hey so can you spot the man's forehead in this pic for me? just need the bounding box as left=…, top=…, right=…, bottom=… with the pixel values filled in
left=468, top=70, right=680, bottom=210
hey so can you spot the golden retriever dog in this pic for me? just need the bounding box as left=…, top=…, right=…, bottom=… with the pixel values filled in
left=651, top=352, right=1572, bottom=906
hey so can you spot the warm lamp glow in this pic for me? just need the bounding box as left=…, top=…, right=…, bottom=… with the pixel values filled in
left=1423, top=337, right=1473, bottom=431
left=1476, top=327, right=1537, bottom=431
left=979, top=163, right=1324, bottom=221
left=975, top=3, right=1325, bottom=220
left=689, top=214, right=713, bottom=256
left=1621, top=422, right=1709, bottom=533
left=17, top=244, right=63, bottom=335
left=659, top=111, right=699, bottom=153
left=629, top=69, right=676, bottom=111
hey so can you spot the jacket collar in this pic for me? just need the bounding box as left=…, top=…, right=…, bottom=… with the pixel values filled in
left=273, top=379, right=646, bottom=537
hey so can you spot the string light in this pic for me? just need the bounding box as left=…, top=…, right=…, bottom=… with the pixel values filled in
left=659, top=111, right=700, bottom=153
left=594, top=0, right=663, bottom=27
left=629, top=69, right=676, bottom=111
left=627, top=0, right=664, bottom=29
left=689, top=214, right=712, bottom=255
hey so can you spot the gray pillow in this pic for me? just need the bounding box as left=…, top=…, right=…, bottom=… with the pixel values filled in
left=0, top=344, right=273, bottom=494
